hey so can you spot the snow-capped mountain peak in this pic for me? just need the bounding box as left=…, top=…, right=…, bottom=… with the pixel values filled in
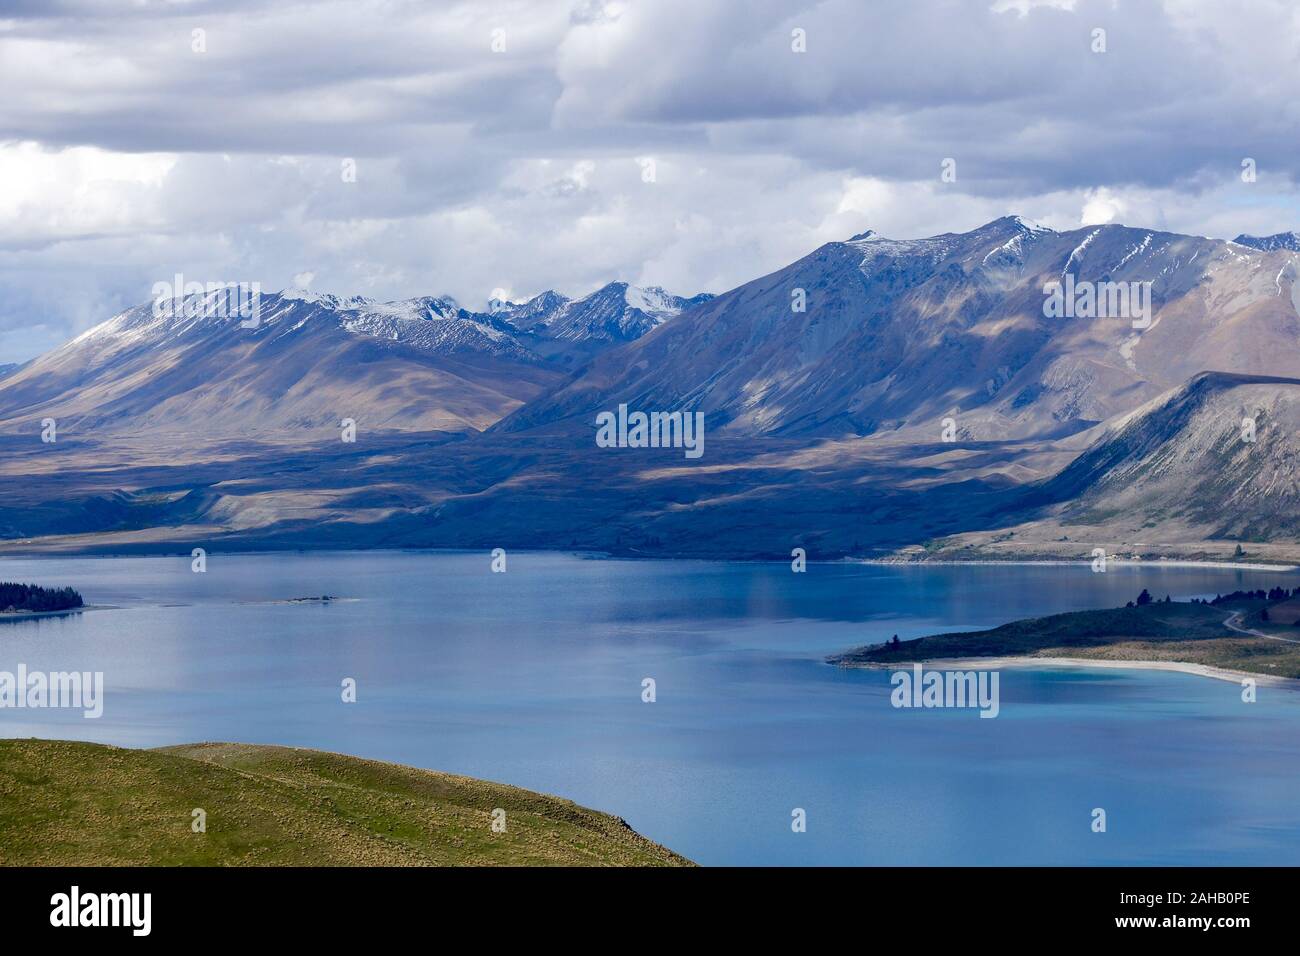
left=278, top=288, right=377, bottom=310
left=0, top=274, right=712, bottom=438
left=1007, top=214, right=1054, bottom=233
left=1233, top=231, right=1300, bottom=253
left=621, top=283, right=681, bottom=318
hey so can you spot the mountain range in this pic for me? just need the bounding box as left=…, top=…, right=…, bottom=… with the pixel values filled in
left=0, top=282, right=709, bottom=437
left=2, top=216, right=1299, bottom=563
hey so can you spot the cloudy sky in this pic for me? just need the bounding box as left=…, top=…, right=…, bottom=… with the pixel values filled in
left=1, top=0, right=1298, bottom=363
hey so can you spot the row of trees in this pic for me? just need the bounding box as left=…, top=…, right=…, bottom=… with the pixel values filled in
left=0, top=582, right=84, bottom=612
left=1208, top=588, right=1296, bottom=606
left=1128, top=587, right=1300, bottom=608
left=1127, top=589, right=1172, bottom=607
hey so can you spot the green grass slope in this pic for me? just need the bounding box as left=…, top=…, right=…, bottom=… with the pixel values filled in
left=0, top=740, right=691, bottom=867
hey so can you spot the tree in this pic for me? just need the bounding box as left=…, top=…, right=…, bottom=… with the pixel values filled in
left=0, top=582, right=83, bottom=613
left=1136, top=589, right=1153, bottom=606
left=1235, top=544, right=1245, bottom=557
left=1261, top=607, right=1270, bottom=622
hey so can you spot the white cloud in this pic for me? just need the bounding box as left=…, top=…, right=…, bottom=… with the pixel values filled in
left=0, top=142, right=176, bottom=245
left=0, top=0, right=1298, bottom=362
left=1080, top=188, right=1124, bottom=226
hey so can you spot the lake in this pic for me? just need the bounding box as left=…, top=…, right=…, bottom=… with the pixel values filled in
left=3, top=551, right=1299, bottom=866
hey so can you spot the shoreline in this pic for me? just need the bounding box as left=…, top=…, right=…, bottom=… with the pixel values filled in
left=0, top=546, right=1296, bottom=572
left=0, top=604, right=113, bottom=622
left=835, top=655, right=1300, bottom=688
left=852, top=558, right=1300, bottom=571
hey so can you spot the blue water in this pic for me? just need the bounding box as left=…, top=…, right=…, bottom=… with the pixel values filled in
left=3, top=551, right=1299, bottom=866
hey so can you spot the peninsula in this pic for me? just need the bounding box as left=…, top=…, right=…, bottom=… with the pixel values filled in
left=830, top=588, right=1300, bottom=682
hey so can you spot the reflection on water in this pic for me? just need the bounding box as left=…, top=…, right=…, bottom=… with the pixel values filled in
left=2, top=551, right=1298, bottom=865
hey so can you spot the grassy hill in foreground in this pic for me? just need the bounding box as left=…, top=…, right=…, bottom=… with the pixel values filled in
left=829, top=596, right=1300, bottom=679
left=0, top=740, right=690, bottom=866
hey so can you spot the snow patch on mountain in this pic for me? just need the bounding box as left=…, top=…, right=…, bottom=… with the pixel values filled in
left=495, top=281, right=711, bottom=352
left=1061, top=229, right=1102, bottom=278
left=849, top=234, right=956, bottom=278
left=1114, top=233, right=1153, bottom=271
left=279, top=289, right=377, bottom=310
left=622, top=284, right=683, bottom=318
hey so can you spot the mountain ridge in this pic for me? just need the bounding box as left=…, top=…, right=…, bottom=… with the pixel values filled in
left=495, top=217, right=1300, bottom=444
left=1234, top=231, right=1300, bottom=252
left=3, top=216, right=1300, bottom=561
left=0, top=279, right=711, bottom=438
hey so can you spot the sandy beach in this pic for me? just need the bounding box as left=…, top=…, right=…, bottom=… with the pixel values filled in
left=856, top=558, right=1300, bottom=572
left=838, top=655, right=1300, bottom=689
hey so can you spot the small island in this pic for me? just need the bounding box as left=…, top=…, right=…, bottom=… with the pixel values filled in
left=830, top=587, right=1300, bottom=681
left=0, top=581, right=84, bottom=615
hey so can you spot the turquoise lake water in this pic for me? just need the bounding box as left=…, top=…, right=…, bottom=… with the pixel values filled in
left=2, top=551, right=1299, bottom=865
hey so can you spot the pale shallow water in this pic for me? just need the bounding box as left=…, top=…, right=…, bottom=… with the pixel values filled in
left=2, top=551, right=1299, bottom=866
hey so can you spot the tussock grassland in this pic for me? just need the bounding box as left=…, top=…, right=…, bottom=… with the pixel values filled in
left=0, top=739, right=690, bottom=867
